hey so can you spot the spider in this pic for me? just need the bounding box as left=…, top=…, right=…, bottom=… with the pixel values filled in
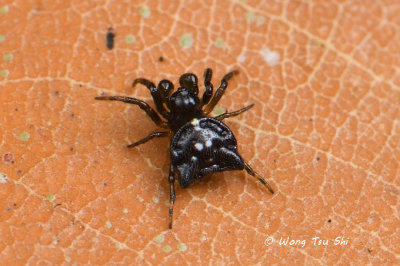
left=95, top=68, right=274, bottom=229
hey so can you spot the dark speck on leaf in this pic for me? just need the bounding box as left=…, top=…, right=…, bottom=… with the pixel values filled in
left=15, top=108, right=18, bottom=111
left=71, top=113, right=75, bottom=118
left=158, top=56, right=164, bottom=62
left=106, top=27, right=115, bottom=50
left=328, top=219, right=331, bottom=223
left=70, top=147, right=74, bottom=151
left=103, top=182, right=107, bottom=187
left=55, top=90, right=59, bottom=95
left=4, top=153, right=14, bottom=164
left=316, top=156, right=320, bottom=161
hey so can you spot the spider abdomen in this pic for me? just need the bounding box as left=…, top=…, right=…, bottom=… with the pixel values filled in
left=170, top=117, right=244, bottom=188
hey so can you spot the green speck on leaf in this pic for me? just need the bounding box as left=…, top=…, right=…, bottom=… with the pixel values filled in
left=215, top=38, right=224, bottom=47
left=245, top=12, right=255, bottom=21
left=65, top=256, right=72, bottom=263
left=63, top=137, right=68, bottom=143
left=0, top=6, right=8, bottom=14
left=106, top=221, right=112, bottom=228
left=139, top=6, right=151, bottom=18
left=213, top=107, right=226, bottom=116
left=164, top=199, right=169, bottom=206
left=256, top=16, right=266, bottom=25
left=115, top=242, right=121, bottom=248
left=0, top=34, right=5, bottom=42
left=125, top=35, right=136, bottom=44
left=177, top=243, right=187, bottom=251
left=240, top=0, right=247, bottom=5
left=46, top=194, right=55, bottom=201
left=92, top=237, right=98, bottom=242
left=179, top=34, right=193, bottom=49
left=153, top=196, right=159, bottom=203
left=19, top=132, right=30, bottom=141
left=162, top=245, right=171, bottom=252
left=154, top=234, right=164, bottom=243
left=1, top=69, right=9, bottom=77
left=3, top=53, right=13, bottom=61
left=200, top=235, right=207, bottom=242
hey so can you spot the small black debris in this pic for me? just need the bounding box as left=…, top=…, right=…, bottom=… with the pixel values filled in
left=106, top=27, right=115, bottom=50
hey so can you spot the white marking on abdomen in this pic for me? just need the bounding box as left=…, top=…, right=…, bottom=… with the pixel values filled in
left=194, top=143, right=204, bottom=151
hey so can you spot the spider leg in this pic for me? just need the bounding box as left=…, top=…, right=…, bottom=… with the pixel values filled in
left=214, top=104, right=254, bottom=120
left=201, top=68, right=213, bottom=107
left=132, top=78, right=170, bottom=119
left=168, top=164, right=176, bottom=229
left=127, top=131, right=168, bottom=148
left=203, top=70, right=239, bottom=114
left=243, top=161, right=274, bottom=194
left=94, top=96, right=167, bottom=128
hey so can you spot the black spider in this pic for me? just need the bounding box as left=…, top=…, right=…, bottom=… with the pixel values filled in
left=95, top=68, right=274, bottom=229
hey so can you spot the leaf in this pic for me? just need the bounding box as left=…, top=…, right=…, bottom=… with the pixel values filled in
left=0, top=1, right=399, bottom=264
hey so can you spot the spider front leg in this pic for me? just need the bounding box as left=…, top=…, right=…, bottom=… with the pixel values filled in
left=203, top=70, right=239, bottom=114
left=127, top=131, right=168, bottom=148
left=94, top=96, right=167, bottom=128
left=132, top=78, right=170, bottom=119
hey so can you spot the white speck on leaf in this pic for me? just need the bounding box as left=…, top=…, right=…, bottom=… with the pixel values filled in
left=238, top=54, right=246, bottom=62
left=153, top=196, right=160, bottom=203
left=0, top=173, right=8, bottom=184
left=260, top=47, right=280, bottom=66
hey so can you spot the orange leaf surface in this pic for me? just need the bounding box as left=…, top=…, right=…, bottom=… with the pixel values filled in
left=1, top=0, right=399, bottom=264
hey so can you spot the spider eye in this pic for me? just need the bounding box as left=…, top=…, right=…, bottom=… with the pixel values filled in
left=179, top=73, right=198, bottom=94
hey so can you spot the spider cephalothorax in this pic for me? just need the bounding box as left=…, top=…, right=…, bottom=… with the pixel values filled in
left=95, top=68, right=274, bottom=229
